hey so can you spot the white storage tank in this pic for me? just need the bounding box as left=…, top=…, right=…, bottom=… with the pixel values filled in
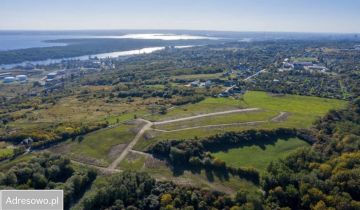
left=47, top=72, right=57, bottom=79
left=16, top=75, right=28, bottom=81
left=3, top=76, right=16, bottom=83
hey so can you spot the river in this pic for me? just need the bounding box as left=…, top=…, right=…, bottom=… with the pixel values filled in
left=0, top=46, right=194, bottom=69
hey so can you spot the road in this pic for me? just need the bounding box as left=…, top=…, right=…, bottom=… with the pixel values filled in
left=106, top=108, right=260, bottom=169
left=244, top=69, right=266, bottom=81
left=153, top=108, right=260, bottom=125
left=108, top=119, right=152, bottom=169
left=152, top=112, right=288, bottom=133
left=71, top=108, right=286, bottom=171
left=153, top=121, right=265, bottom=133
left=129, top=149, right=153, bottom=157
left=224, top=85, right=236, bottom=92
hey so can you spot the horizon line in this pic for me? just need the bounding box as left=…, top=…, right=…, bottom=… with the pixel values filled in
left=0, top=28, right=359, bottom=35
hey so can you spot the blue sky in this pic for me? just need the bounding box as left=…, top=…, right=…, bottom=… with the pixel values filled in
left=1, top=0, right=359, bottom=33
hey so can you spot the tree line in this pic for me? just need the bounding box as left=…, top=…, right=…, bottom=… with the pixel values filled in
left=147, top=128, right=314, bottom=185
left=76, top=171, right=262, bottom=210
left=0, top=153, right=97, bottom=209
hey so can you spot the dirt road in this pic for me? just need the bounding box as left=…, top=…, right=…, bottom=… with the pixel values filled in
left=108, top=119, right=152, bottom=169
left=244, top=69, right=266, bottom=81
left=152, top=112, right=288, bottom=133
left=153, top=108, right=260, bottom=125
left=74, top=108, right=286, bottom=171
left=153, top=120, right=265, bottom=132
left=108, top=108, right=260, bottom=169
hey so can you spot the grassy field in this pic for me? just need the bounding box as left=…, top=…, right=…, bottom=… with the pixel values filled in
left=50, top=124, right=136, bottom=167
left=212, top=137, right=310, bottom=172
left=105, top=110, right=147, bottom=125
left=4, top=93, right=158, bottom=134
left=0, top=142, right=14, bottom=160
left=0, top=148, right=14, bottom=160
left=145, top=97, right=246, bottom=121
left=154, top=110, right=278, bottom=131
left=118, top=152, right=146, bottom=171
left=242, top=91, right=345, bottom=127
left=292, top=57, right=318, bottom=62
left=135, top=91, right=346, bottom=150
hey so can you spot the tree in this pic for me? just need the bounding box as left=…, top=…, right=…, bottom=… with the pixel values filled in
left=2, top=172, right=17, bottom=186
left=235, top=190, right=247, bottom=205
left=119, top=185, right=128, bottom=201
left=16, top=167, right=33, bottom=185
left=159, top=106, right=167, bottom=115
left=190, top=192, right=199, bottom=206
left=32, top=173, right=47, bottom=189
left=160, top=193, right=172, bottom=206
left=145, top=194, right=159, bottom=210
left=312, top=200, right=327, bottom=210
left=47, top=165, right=60, bottom=181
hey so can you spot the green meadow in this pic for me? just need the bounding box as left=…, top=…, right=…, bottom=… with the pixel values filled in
left=136, top=91, right=346, bottom=150
left=212, top=137, right=310, bottom=172
left=242, top=91, right=346, bottom=128
left=145, top=96, right=246, bottom=121
left=0, top=148, right=14, bottom=160
left=50, top=124, right=136, bottom=167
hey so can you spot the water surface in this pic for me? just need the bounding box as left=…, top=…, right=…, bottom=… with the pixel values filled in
left=0, top=46, right=193, bottom=69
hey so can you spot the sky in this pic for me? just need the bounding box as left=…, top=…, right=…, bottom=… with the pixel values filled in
left=1, top=0, right=360, bottom=33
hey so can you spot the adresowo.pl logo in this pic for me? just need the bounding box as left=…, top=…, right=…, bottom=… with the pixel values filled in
left=0, top=190, right=63, bottom=210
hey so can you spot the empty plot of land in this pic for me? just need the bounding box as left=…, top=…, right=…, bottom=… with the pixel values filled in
left=50, top=124, right=137, bottom=167
left=145, top=97, right=246, bottom=121
left=108, top=120, right=152, bottom=169
left=154, top=110, right=278, bottom=131
left=58, top=91, right=346, bottom=169
left=135, top=91, right=346, bottom=150
left=212, top=137, right=310, bottom=172
left=153, top=108, right=260, bottom=125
